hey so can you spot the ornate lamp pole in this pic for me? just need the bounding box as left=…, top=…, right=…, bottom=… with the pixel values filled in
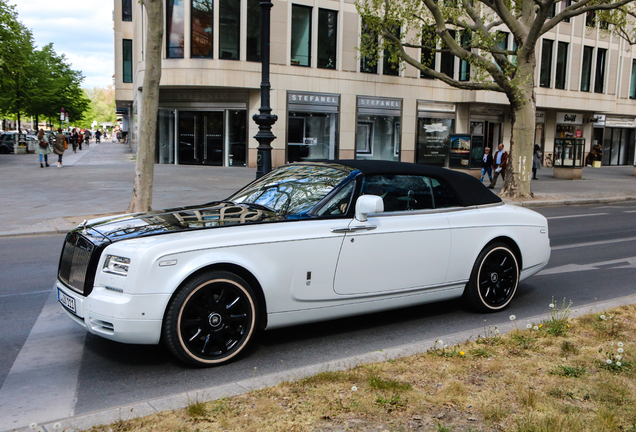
left=253, top=0, right=277, bottom=178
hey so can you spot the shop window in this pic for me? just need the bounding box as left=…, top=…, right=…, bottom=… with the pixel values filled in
left=360, top=18, right=378, bottom=73
left=416, top=117, right=454, bottom=167
left=288, top=112, right=339, bottom=162
left=630, top=59, right=636, bottom=99
left=317, top=9, right=337, bottom=70
left=459, top=31, right=471, bottom=81
left=191, top=0, right=213, bottom=58
left=539, top=39, right=553, bottom=88
left=291, top=5, right=312, bottom=66
left=123, top=39, right=133, bottom=83
left=440, top=30, right=455, bottom=78
left=580, top=46, right=593, bottom=92
left=227, top=110, right=247, bottom=166
left=122, top=0, right=132, bottom=21
left=594, top=48, right=606, bottom=93
left=383, top=25, right=400, bottom=76
left=356, top=115, right=400, bottom=161
left=219, top=0, right=240, bottom=60
left=420, top=26, right=435, bottom=79
left=166, top=0, right=185, bottom=58
left=555, top=41, right=568, bottom=90
left=246, top=0, right=261, bottom=62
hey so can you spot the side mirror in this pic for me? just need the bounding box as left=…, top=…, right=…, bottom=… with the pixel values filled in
left=355, top=195, right=384, bottom=222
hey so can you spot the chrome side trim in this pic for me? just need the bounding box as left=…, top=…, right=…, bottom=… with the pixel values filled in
left=366, top=202, right=504, bottom=218
left=331, top=225, right=377, bottom=233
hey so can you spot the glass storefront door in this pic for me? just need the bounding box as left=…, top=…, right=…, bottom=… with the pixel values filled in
left=602, top=128, right=636, bottom=166
left=178, top=111, right=224, bottom=165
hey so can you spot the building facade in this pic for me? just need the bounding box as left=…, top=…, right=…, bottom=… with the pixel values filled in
left=113, top=0, right=636, bottom=172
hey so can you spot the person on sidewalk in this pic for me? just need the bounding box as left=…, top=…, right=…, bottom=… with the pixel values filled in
left=488, top=143, right=508, bottom=189
left=78, top=130, right=84, bottom=150
left=53, top=128, right=66, bottom=168
left=532, top=144, right=542, bottom=180
left=71, top=128, right=79, bottom=152
left=84, top=129, right=91, bottom=147
left=480, top=146, right=493, bottom=184
left=36, top=129, right=52, bottom=168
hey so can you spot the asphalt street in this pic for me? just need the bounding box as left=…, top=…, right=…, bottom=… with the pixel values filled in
left=1, top=202, right=635, bottom=431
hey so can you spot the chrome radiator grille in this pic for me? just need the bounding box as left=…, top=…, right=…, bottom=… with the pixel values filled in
left=58, top=233, right=95, bottom=295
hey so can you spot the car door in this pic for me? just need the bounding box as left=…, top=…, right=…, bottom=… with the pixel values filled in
left=333, top=174, right=452, bottom=296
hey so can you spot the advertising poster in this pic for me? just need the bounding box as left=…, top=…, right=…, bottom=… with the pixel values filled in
left=449, top=134, right=471, bottom=168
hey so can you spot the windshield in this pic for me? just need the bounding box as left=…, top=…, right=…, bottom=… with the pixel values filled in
left=229, top=164, right=352, bottom=216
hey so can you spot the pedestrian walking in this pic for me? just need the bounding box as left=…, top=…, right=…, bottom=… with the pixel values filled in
left=95, top=129, right=102, bottom=143
left=488, top=143, right=508, bottom=189
left=71, top=128, right=79, bottom=152
left=84, top=129, right=91, bottom=147
left=78, top=131, right=84, bottom=150
left=532, top=145, right=542, bottom=180
left=480, top=146, right=493, bottom=184
left=53, top=128, right=67, bottom=168
left=36, top=129, right=51, bottom=168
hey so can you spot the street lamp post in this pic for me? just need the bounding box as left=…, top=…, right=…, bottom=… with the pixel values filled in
left=253, top=0, right=277, bottom=178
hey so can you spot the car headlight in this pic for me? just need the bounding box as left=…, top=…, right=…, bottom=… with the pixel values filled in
left=103, top=255, right=131, bottom=276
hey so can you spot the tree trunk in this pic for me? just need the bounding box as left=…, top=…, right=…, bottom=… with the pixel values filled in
left=500, top=55, right=536, bottom=199
left=127, top=0, right=164, bottom=213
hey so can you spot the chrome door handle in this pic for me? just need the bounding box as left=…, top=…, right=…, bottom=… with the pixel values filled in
left=331, top=225, right=377, bottom=233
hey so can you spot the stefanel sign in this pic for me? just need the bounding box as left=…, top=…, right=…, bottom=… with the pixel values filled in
left=556, top=112, right=583, bottom=125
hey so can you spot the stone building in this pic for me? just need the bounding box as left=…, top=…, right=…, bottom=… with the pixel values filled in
left=114, top=0, right=636, bottom=172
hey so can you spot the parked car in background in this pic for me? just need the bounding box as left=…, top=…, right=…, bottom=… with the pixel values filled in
left=55, top=161, right=551, bottom=367
left=0, top=132, right=37, bottom=153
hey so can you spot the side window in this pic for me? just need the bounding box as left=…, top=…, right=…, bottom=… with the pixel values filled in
left=317, top=181, right=355, bottom=216
left=361, top=175, right=434, bottom=212
left=430, top=178, right=460, bottom=208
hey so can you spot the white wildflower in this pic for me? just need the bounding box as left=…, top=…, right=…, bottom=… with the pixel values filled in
left=533, top=326, right=539, bottom=331
left=600, top=315, right=606, bottom=320
left=618, top=342, right=624, bottom=347
left=618, top=348, right=624, bottom=353
left=611, top=341, right=615, bottom=346
left=351, top=386, right=358, bottom=392
left=549, top=303, right=555, bottom=308
left=509, top=315, right=516, bottom=321
left=29, top=424, right=37, bottom=431
left=617, top=362, right=622, bottom=367
left=606, top=359, right=613, bottom=365
left=436, top=340, right=443, bottom=346
left=616, top=355, right=622, bottom=361
left=526, top=324, right=532, bottom=329
left=495, top=328, right=500, bottom=335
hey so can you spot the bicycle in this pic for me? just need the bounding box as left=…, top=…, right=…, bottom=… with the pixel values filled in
left=544, top=153, right=553, bottom=168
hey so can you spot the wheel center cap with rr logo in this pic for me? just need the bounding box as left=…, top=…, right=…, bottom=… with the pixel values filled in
left=209, top=312, right=223, bottom=328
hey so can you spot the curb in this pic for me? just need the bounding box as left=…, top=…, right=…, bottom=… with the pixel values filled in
left=2, top=196, right=635, bottom=239
left=11, top=293, right=636, bottom=432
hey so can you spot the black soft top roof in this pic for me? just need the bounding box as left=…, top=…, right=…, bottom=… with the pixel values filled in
left=327, top=160, right=502, bottom=207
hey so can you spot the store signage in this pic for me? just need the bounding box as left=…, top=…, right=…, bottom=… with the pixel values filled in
left=418, top=101, right=455, bottom=112
left=161, top=89, right=248, bottom=102
left=358, top=97, right=402, bottom=110
left=556, top=112, right=583, bottom=125
left=470, top=105, right=504, bottom=116
left=605, top=117, right=636, bottom=128
left=576, top=129, right=582, bottom=138
left=535, top=112, right=545, bottom=124
left=424, top=123, right=449, bottom=133
left=288, top=92, right=339, bottom=106
left=590, top=114, right=605, bottom=126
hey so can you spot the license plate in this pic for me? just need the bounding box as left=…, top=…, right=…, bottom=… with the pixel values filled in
left=58, top=289, right=77, bottom=314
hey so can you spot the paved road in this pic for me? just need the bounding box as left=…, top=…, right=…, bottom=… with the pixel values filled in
left=1, top=202, right=635, bottom=431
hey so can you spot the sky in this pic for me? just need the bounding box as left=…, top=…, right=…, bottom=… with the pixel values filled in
left=11, top=0, right=114, bottom=89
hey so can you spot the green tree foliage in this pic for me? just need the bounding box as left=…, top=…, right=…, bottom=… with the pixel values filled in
left=357, top=0, right=636, bottom=198
left=75, top=86, right=116, bottom=129
left=0, top=0, right=89, bottom=128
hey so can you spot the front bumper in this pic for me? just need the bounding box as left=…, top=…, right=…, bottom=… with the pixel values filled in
left=56, top=281, right=170, bottom=345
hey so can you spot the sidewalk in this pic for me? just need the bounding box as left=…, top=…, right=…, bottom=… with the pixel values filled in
left=0, top=141, right=635, bottom=237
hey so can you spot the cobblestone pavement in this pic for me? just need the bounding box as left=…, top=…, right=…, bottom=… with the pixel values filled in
left=0, top=139, right=635, bottom=236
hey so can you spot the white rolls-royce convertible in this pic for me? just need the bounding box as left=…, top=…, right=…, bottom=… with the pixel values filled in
left=56, top=160, right=550, bottom=366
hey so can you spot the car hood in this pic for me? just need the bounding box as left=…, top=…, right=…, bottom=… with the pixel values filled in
left=84, top=201, right=284, bottom=242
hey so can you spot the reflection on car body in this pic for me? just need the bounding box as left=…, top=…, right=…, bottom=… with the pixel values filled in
left=55, top=161, right=551, bottom=366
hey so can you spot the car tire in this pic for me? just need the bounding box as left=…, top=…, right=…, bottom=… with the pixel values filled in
left=163, top=271, right=258, bottom=367
left=464, top=242, right=519, bottom=312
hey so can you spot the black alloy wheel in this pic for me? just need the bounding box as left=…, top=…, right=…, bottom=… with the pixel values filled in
left=464, top=243, right=519, bottom=312
left=164, top=271, right=258, bottom=366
